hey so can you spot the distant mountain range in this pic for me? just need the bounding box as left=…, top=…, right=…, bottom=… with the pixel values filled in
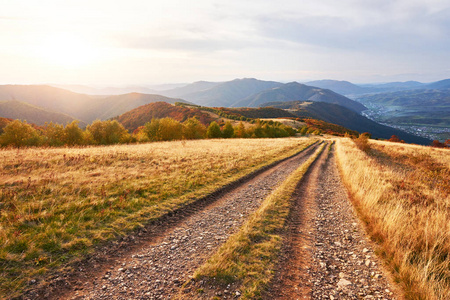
left=158, top=78, right=365, bottom=112
left=0, top=100, right=81, bottom=126
left=260, top=101, right=432, bottom=145
left=305, top=80, right=368, bottom=96
left=160, top=78, right=282, bottom=107
left=94, top=93, right=188, bottom=121
left=426, top=79, right=450, bottom=90
left=232, top=82, right=366, bottom=113
left=159, top=81, right=222, bottom=98
left=0, top=85, right=187, bottom=124
left=305, top=78, right=450, bottom=96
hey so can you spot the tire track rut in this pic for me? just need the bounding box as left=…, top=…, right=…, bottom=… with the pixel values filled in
left=266, top=144, right=398, bottom=299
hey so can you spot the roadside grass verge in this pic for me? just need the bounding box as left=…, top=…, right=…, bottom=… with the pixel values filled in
left=0, top=137, right=316, bottom=298
left=336, top=138, right=450, bottom=299
left=188, top=142, right=327, bottom=299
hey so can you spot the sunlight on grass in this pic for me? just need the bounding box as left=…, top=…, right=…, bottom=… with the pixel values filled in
left=0, top=137, right=316, bottom=297
left=336, top=138, right=450, bottom=300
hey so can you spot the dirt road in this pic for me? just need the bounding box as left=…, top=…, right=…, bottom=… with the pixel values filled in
left=22, top=142, right=400, bottom=299
left=23, top=143, right=320, bottom=300
left=266, top=145, right=398, bottom=299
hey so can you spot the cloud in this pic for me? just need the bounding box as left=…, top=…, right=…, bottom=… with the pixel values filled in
left=115, top=31, right=262, bottom=53
left=2, top=0, right=450, bottom=84
left=255, top=5, right=450, bottom=55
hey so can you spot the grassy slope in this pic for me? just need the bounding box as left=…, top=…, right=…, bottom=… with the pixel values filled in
left=189, top=142, right=326, bottom=299
left=336, top=138, right=450, bottom=299
left=0, top=138, right=316, bottom=298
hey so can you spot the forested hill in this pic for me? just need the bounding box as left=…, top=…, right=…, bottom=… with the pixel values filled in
left=261, top=101, right=432, bottom=145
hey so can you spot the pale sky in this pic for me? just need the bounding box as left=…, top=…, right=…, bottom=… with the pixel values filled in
left=1, top=0, right=449, bottom=85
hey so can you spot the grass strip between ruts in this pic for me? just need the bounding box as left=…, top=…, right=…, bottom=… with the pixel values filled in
left=189, top=141, right=327, bottom=299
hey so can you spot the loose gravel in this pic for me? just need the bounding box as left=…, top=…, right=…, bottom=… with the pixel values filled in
left=267, top=145, right=399, bottom=299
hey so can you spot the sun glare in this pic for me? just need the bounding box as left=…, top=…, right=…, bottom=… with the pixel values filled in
left=36, top=34, right=99, bottom=68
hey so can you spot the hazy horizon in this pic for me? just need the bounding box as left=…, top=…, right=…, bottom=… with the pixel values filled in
left=1, top=0, right=449, bottom=85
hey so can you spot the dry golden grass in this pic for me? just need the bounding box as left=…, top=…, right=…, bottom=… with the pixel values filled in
left=336, top=138, right=450, bottom=300
left=189, top=142, right=326, bottom=299
left=374, top=140, right=450, bottom=168
left=0, top=137, right=316, bottom=297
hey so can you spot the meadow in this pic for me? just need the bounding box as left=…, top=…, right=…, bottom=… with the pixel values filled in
left=0, top=137, right=315, bottom=297
left=336, top=138, right=450, bottom=299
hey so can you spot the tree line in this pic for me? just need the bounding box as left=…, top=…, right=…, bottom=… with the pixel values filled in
left=0, top=117, right=298, bottom=148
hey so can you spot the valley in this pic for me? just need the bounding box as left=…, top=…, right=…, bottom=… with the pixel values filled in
left=300, top=79, right=450, bottom=142
left=357, top=90, right=450, bottom=141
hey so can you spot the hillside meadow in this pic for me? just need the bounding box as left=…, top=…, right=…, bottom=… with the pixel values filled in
left=0, top=137, right=316, bottom=297
left=336, top=138, right=450, bottom=299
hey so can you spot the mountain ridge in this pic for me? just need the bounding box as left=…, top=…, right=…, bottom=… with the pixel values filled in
left=0, top=85, right=187, bottom=124
left=233, top=82, right=367, bottom=113
left=164, top=78, right=283, bottom=107
left=159, top=81, right=222, bottom=98
left=0, top=100, right=81, bottom=126
left=305, top=79, right=367, bottom=95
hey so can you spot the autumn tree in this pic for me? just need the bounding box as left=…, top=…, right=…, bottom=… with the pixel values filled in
left=63, top=121, right=85, bottom=146
left=206, top=121, right=222, bottom=138
left=248, top=120, right=264, bottom=138
left=221, top=121, right=234, bottom=138
left=432, top=140, right=446, bottom=148
left=388, top=135, right=400, bottom=143
left=262, top=124, right=275, bottom=138
left=0, top=120, right=42, bottom=147
left=144, top=118, right=183, bottom=141
left=132, top=126, right=149, bottom=143
left=87, top=120, right=130, bottom=145
left=234, top=122, right=247, bottom=138
left=144, top=119, right=162, bottom=141
left=43, top=122, right=65, bottom=146
left=182, top=118, right=206, bottom=139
